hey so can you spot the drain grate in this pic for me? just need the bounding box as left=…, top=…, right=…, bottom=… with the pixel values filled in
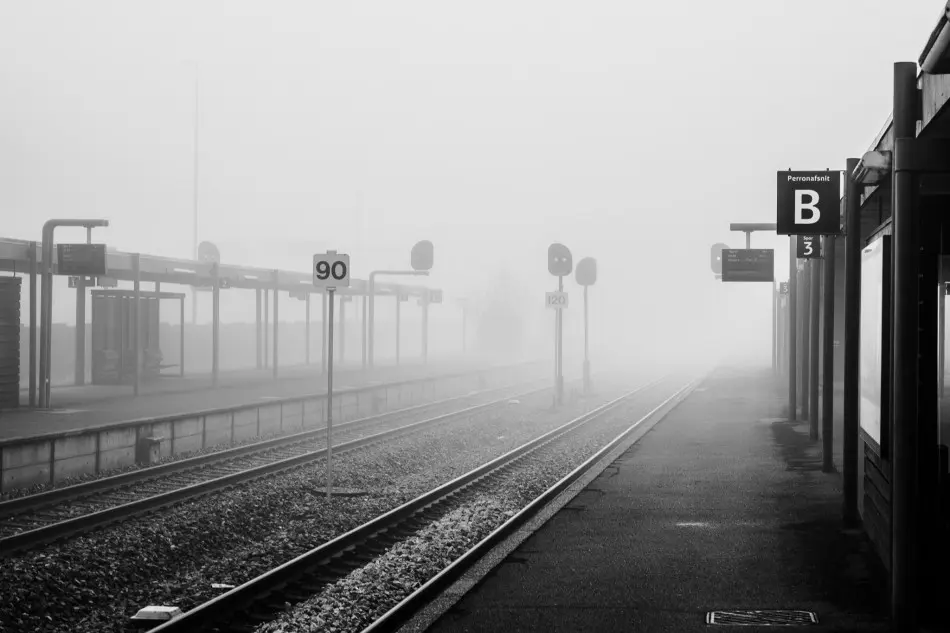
left=706, top=610, right=818, bottom=626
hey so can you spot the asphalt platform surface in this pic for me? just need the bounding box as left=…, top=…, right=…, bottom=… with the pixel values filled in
left=426, top=366, right=890, bottom=632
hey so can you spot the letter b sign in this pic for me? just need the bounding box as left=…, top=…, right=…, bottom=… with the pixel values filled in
left=776, top=171, right=841, bottom=235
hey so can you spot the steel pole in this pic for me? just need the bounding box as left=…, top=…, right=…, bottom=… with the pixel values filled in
left=891, top=61, right=921, bottom=631
left=255, top=289, right=262, bottom=369
left=133, top=254, right=141, bottom=396
left=305, top=292, right=311, bottom=366
left=326, top=287, right=336, bottom=500
left=179, top=296, right=185, bottom=377
left=842, top=157, right=861, bottom=525
left=39, top=234, right=51, bottom=408
left=809, top=258, right=821, bottom=439
left=801, top=261, right=811, bottom=420
left=422, top=296, right=429, bottom=364
left=368, top=275, right=376, bottom=369
left=395, top=294, right=401, bottom=365
left=272, top=271, right=279, bottom=378
left=263, top=289, right=269, bottom=368
left=191, top=70, right=199, bottom=327
left=940, top=281, right=946, bottom=401
left=211, top=263, right=219, bottom=388
left=557, top=274, right=564, bottom=405
left=789, top=236, right=797, bottom=421
left=583, top=285, right=590, bottom=393
left=821, top=235, right=836, bottom=472
left=28, top=241, right=36, bottom=407
left=322, top=291, right=328, bottom=373
left=74, top=228, right=91, bottom=386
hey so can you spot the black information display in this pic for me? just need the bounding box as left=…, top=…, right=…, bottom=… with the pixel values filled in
left=796, top=235, right=822, bottom=259
left=721, top=249, right=774, bottom=282
left=57, top=244, right=106, bottom=276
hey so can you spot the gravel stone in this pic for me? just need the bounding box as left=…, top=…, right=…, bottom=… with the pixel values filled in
left=0, top=382, right=617, bottom=633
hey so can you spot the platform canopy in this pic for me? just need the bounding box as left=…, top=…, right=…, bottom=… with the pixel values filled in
left=0, top=237, right=435, bottom=298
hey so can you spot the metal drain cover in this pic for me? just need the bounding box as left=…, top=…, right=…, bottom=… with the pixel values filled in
left=706, top=610, right=818, bottom=625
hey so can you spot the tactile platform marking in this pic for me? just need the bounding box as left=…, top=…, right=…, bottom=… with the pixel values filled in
left=706, top=610, right=819, bottom=626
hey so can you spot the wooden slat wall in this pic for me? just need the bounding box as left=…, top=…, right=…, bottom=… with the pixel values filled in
left=863, top=440, right=892, bottom=570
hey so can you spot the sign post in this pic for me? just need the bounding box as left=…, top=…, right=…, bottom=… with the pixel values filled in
left=776, top=170, right=841, bottom=425
left=313, top=250, right=350, bottom=499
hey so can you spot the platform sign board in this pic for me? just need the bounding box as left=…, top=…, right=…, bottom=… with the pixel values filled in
left=429, top=289, right=442, bottom=304
left=313, top=252, right=350, bottom=288
left=859, top=235, right=891, bottom=455
left=546, top=291, right=568, bottom=309
left=779, top=282, right=789, bottom=294
left=796, top=235, right=822, bottom=259
left=720, top=249, right=774, bottom=282
left=58, top=244, right=106, bottom=276
left=776, top=171, right=841, bottom=235
left=97, top=276, right=117, bottom=288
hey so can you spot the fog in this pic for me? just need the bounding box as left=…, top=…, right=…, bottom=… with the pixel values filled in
left=1, top=1, right=940, bottom=375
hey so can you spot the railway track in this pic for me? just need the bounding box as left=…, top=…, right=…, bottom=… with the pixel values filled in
left=147, top=374, right=695, bottom=633
left=0, top=379, right=551, bottom=557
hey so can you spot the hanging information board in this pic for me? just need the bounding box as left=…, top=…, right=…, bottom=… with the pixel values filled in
left=721, top=249, right=774, bottom=282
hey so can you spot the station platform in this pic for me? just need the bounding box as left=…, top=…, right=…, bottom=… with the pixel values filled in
left=0, top=358, right=471, bottom=441
left=425, top=367, right=891, bottom=632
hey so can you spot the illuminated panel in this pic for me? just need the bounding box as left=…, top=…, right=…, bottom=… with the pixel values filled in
left=859, top=235, right=891, bottom=453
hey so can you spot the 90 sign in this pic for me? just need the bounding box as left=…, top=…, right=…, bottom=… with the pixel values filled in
left=313, top=252, right=351, bottom=288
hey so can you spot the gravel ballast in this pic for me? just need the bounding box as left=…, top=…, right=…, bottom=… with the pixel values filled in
left=256, top=380, right=679, bottom=632
left=0, top=381, right=631, bottom=633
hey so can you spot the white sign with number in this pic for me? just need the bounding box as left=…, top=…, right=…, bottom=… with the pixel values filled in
left=313, top=252, right=350, bottom=288
left=546, top=291, right=568, bottom=309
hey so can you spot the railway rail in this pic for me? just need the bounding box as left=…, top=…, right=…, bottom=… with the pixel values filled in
left=148, top=374, right=696, bottom=633
left=0, top=378, right=551, bottom=557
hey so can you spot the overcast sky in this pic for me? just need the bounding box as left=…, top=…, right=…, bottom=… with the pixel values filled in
left=1, top=1, right=942, bottom=363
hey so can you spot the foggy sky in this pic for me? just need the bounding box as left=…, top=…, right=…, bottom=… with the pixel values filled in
left=1, top=1, right=941, bottom=365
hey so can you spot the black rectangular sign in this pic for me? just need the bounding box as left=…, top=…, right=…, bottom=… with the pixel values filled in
left=780, top=282, right=789, bottom=294
left=776, top=171, right=841, bottom=235
left=721, top=249, right=774, bottom=282
left=796, top=235, right=822, bottom=258
left=57, top=244, right=106, bottom=276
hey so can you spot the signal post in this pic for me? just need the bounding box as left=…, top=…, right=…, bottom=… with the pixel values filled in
left=547, top=244, right=572, bottom=406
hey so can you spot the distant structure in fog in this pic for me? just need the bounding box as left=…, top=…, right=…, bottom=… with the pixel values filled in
left=474, top=271, right=526, bottom=358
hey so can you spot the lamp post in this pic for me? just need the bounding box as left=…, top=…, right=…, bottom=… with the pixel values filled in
left=365, top=241, right=434, bottom=369
left=39, top=219, right=110, bottom=408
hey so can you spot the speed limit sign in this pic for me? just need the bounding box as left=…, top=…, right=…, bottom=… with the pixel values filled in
left=545, top=291, right=568, bottom=309
left=313, top=251, right=351, bottom=288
